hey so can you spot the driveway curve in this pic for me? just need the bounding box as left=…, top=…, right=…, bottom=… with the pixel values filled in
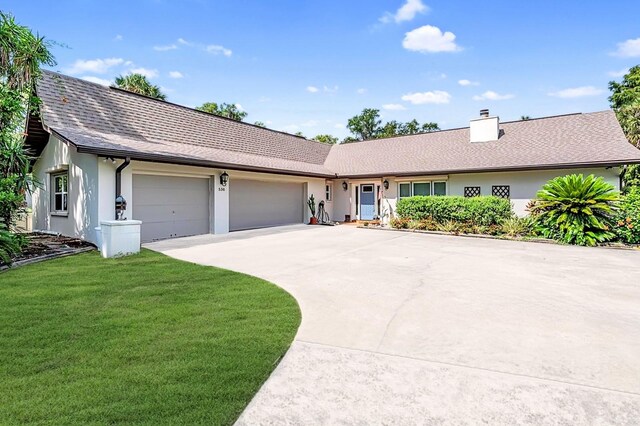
left=147, top=225, right=640, bottom=425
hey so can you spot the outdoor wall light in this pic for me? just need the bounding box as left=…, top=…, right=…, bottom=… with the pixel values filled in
left=383, top=179, right=389, bottom=190
left=342, top=181, right=348, bottom=191
left=220, top=171, right=229, bottom=186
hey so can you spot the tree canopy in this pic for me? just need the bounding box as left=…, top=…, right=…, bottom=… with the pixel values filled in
left=609, top=65, right=640, bottom=189
left=113, top=74, right=166, bottom=100
left=0, top=12, right=55, bottom=228
left=196, top=102, right=247, bottom=121
left=312, top=134, right=338, bottom=145
left=345, top=108, right=439, bottom=142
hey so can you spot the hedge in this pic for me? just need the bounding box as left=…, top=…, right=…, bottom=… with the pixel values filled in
left=395, top=195, right=513, bottom=226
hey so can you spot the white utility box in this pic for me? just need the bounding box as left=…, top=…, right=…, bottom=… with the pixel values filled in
left=99, top=220, right=142, bottom=258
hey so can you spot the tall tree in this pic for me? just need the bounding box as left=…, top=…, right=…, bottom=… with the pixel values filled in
left=196, top=102, right=247, bottom=121
left=113, top=73, right=166, bottom=100
left=312, top=134, right=338, bottom=145
left=0, top=12, right=55, bottom=228
left=609, top=66, right=640, bottom=190
left=345, top=108, right=439, bottom=142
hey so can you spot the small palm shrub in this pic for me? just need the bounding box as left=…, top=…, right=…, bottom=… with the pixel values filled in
left=529, top=174, right=619, bottom=246
left=501, top=216, right=535, bottom=238
left=614, top=186, right=640, bottom=244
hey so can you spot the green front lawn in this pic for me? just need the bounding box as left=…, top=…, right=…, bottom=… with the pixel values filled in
left=0, top=249, right=300, bottom=425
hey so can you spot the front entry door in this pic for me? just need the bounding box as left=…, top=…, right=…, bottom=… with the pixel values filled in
left=360, top=184, right=375, bottom=220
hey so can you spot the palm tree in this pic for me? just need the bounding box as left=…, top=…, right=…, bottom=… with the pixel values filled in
left=113, top=73, right=166, bottom=100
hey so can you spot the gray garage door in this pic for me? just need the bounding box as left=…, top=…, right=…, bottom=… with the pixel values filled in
left=230, top=179, right=304, bottom=231
left=133, top=174, right=210, bottom=242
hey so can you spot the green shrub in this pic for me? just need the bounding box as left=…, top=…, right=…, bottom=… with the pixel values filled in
left=0, top=223, right=21, bottom=265
left=614, top=186, right=640, bottom=244
left=389, top=217, right=410, bottom=229
left=396, top=195, right=513, bottom=226
left=408, top=218, right=439, bottom=231
left=529, top=174, right=619, bottom=246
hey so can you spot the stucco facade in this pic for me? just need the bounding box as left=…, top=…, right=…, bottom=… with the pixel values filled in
left=31, top=135, right=331, bottom=244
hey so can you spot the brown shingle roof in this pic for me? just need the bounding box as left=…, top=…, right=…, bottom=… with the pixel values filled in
left=324, top=111, right=640, bottom=177
left=31, top=71, right=640, bottom=178
left=35, top=71, right=335, bottom=177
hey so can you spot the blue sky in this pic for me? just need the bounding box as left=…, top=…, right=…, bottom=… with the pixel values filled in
left=7, top=0, right=640, bottom=139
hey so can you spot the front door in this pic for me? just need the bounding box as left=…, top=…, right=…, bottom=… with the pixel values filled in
left=359, top=184, right=375, bottom=220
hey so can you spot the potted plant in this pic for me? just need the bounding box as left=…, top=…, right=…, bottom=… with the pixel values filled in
left=307, top=195, right=318, bottom=224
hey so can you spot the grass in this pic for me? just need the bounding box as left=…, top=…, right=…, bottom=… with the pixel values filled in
left=0, top=249, right=301, bottom=425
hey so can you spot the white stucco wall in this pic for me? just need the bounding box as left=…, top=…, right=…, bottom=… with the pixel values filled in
left=448, top=167, right=620, bottom=215
left=32, top=135, right=100, bottom=244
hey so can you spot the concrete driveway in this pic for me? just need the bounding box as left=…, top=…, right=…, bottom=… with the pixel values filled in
left=147, top=225, right=640, bottom=425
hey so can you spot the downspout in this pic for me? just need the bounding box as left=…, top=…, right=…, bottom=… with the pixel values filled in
left=115, top=157, right=131, bottom=219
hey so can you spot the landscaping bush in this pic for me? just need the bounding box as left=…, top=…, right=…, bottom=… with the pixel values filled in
left=613, top=186, right=640, bottom=244
left=396, top=195, right=513, bottom=226
left=529, top=174, right=619, bottom=246
left=501, top=216, right=535, bottom=238
left=0, top=223, right=21, bottom=265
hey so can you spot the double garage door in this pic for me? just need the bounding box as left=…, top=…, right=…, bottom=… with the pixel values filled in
left=133, top=174, right=304, bottom=241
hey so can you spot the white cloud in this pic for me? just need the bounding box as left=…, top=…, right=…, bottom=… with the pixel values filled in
left=547, top=86, right=603, bottom=98
left=613, top=38, right=640, bottom=57
left=382, top=103, right=407, bottom=110
left=235, top=103, right=244, bottom=111
left=206, top=44, right=232, bottom=57
left=380, top=0, right=429, bottom=24
left=458, top=79, right=479, bottom=86
left=177, top=38, right=191, bottom=45
left=472, top=90, right=514, bottom=101
left=168, top=71, right=183, bottom=79
left=357, top=88, right=367, bottom=95
left=401, top=90, right=451, bottom=104
left=114, top=35, right=123, bottom=41
left=403, top=25, right=461, bottom=53
left=301, top=120, right=319, bottom=127
left=80, top=76, right=112, bottom=86
left=65, top=58, right=124, bottom=75
left=129, top=67, right=158, bottom=78
left=154, top=44, right=177, bottom=51
left=608, top=68, right=629, bottom=78
left=334, top=123, right=344, bottom=129
left=306, top=86, right=319, bottom=93
left=323, top=85, right=338, bottom=93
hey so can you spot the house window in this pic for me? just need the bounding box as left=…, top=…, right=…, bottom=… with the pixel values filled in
left=362, top=185, right=373, bottom=193
left=52, top=172, right=68, bottom=213
left=433, top=181, right=447, bottom=196
left=412, top=182, right=431, bottom=196
left=492, top=185, right=510, bottom=199
left=399, top=183, right=411, bottom=198
left=464, top=186, right=481, bottom=197
left=325, top=184, right=332, bottom=201
left=399, top=180, right=447, bottom=198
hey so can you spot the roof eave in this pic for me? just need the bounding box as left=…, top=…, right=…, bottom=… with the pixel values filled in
left=334, top=160, right=640, bottom=179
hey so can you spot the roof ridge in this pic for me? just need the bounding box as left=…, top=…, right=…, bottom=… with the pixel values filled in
left=41, top=70, right=331, bottom=147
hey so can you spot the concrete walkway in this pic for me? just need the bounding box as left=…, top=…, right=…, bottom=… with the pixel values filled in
left=147, top=226, right=640, bottom=425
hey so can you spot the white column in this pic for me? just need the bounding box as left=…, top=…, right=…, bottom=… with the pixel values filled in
left=213, top=171, right=229, bottom=234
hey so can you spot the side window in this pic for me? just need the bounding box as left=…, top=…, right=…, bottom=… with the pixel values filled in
left=325, top=184, right=332, bottom=201
left=492, top=185, right=510, bottom=199
left=464, top=186, right=481, bottom=197
left=398, top=183, right=411, bottom=198
left=51, top=172, right=68, bottom=213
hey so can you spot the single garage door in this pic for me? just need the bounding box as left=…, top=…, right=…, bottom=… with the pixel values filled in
left=133, top=174, right=210, bottom=242
left=230, top=179, right=304, bottom=231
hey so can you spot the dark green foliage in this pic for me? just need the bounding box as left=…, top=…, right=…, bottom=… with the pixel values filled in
left=113, top=73, right=166, bottom=100
left=0, top=250, right=300, bottom=424
left=613, top=186, right=640, bottom=244
left=196, top=101, right=247, bottom=121
left=0, top=222, right=21, bottom=264
left=345, top=108, right=439, bottom=142
left=529, top=174, right=619, bottom=246
left=312, top=134, right=338, bottom=144
left=396, top=195, right=513, bottom=226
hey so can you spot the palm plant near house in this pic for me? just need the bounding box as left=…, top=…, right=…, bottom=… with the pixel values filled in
left=113, top=73, right=166, bottom=100
left=529, top=174, right=619, bottom=246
